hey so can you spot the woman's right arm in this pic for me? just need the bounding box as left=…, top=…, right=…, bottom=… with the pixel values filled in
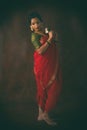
left=31, top=32, right=53, bottom=55
left=37, top=31, right=54, bottom=54
left=36, top=41, right=50, bottom=54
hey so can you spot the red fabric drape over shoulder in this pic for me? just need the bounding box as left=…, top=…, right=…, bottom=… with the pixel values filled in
left=33, top=34, right=62, bottom=111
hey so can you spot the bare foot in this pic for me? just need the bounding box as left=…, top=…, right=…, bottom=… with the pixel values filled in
left=37, top=114, right=43, bottom=121
left=37, top=106, right=43, bottom=121
left=42, top=112, right=57, bottom=126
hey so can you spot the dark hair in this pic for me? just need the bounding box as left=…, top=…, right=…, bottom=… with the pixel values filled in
left=28, top=12, right=43, bottom=25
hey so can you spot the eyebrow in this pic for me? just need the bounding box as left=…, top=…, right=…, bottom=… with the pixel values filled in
left=31, top=21, right=40, bottom=24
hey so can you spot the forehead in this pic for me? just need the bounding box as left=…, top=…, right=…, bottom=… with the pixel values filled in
left=31, top=17, right=41, bottom=24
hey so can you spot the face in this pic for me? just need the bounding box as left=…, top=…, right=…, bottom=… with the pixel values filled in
left=30, top=17, right=43, bottom=32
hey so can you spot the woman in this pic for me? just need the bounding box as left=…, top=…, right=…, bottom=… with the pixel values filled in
left=28, top=12, right=62, bottom=126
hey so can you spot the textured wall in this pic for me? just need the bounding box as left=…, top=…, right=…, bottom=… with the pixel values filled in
left=0, top=1, right=87, bottom=129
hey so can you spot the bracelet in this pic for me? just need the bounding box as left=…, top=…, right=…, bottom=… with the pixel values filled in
left=47, top=40, right=51, bottom=45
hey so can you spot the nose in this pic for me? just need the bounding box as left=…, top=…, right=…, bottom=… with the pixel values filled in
left=35, top=23, right=39, bottom=28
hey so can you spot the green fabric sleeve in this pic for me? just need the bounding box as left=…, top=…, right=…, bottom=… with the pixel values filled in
left=31, top=33, right=41, bottom=50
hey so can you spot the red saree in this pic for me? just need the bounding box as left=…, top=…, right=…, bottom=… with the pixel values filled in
left=33, top=34, right=62, bottom=112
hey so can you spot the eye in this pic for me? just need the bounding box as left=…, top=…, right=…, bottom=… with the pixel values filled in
left=31, top=22, right=35, bottom=25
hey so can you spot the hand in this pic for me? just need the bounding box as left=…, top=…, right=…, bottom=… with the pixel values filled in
left=48, top=31, right=54, bottom=40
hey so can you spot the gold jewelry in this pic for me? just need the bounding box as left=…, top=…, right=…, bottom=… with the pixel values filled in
left=30, top=26, right=33, bottom=31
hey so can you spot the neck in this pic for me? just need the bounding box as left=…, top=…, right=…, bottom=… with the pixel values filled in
left=35, top=29, right=45, bottom=36
left=35, top=27, right=45, bottom=33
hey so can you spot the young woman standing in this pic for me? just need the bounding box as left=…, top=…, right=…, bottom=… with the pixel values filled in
left=28, top=12, right=62, bottom=126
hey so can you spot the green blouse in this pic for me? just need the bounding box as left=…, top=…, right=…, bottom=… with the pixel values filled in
left=31, top=33, right=42, bottom=50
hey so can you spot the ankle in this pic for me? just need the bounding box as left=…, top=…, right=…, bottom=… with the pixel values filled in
left=43, top=111, right=49, bottom=115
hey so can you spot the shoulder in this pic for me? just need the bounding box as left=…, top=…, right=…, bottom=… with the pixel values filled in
left=31, top=33, right=41, bottom=42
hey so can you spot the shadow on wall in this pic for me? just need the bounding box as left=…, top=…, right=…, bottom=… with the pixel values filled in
left=0, top=2, right=87, bottom=129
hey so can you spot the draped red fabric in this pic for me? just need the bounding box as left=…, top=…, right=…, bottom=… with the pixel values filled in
left=34, top=35, right=62, bottom=111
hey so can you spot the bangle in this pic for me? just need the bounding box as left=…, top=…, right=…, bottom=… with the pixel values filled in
left=47, top=40, right=51, bottom=45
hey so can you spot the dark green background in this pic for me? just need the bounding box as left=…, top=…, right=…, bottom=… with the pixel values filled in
left=0, top=0, right=87, bottom=129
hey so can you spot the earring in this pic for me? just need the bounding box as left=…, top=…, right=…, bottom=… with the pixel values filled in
left=30, top=26, right=33, bottom=31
